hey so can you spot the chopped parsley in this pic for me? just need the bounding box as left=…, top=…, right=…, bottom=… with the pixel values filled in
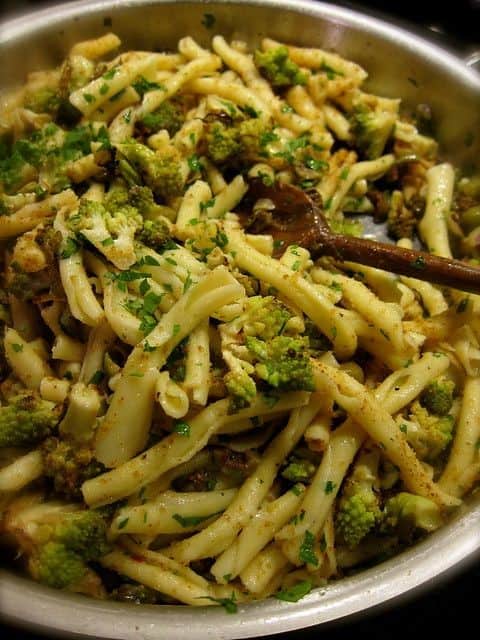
left=60, top=237, right=80, bottom=259
left=103, top=67, right=118, bottom=80
left=200, top=198, right=216, bottom=212
left=183, top=271, right=194, bottom=293
left=132, top=76, right=165, bottom=97
left=172, top=420, right=190, bottom=437
left=89, top=370, right=105, bottom=385
left=242, top=105, right=259, bottom=118
left=211, top=229, right=228, bottom=249
left=143, top=340, right=156, bottom=353
left=319, top=62, right=344, bottom=80
left=201, top=593, right=237, bottom=614
left=275, top=580, right=312, bottom=603
left=291, top=260, right=301, bottom=272
left=188, top=154, right=203, bottom=172
left=299, top=530, right=319, bottom=566
left=324, top=480, right=336, bottom=494
left=123, top=291, right=163, bottom=335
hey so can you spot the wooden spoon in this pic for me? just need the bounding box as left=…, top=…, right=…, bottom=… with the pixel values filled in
left=239, top=179, right=480, bottom=295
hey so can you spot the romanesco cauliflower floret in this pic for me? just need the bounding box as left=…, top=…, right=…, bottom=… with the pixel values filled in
left=0, top=392, right=63, bottom=448
left=224, top=367, right=257, bottom=411
left=128, top=185, right=175, bottom=221
left=67, top=197, right=142, bottom=269
left=404, top=400, right=454, bottom=461
left=2, top=494, right=111, bottom=594
left=116, top=140, right=185, bottom=200
left=205, top=120, right=242, bottom=165
left=221, top=296, right=310, bottom=410
left=237, top=117, right=268, bottom=158
left=351, top=105, right=396, bottom=160
left=335, top=447, right=382, bottom=549
left=136, top=218, right=172, bottom=253
left=11, top=221, right=62, bottom=274
left=381, top=491, right=443, bottom=539
left=246, top=335, right=314, bottom=390
left=136, top=99, right=185, bottom=137
left=41, top=437, right=106, bottom=500
left=54, top=509, right=111, bottom=560
left=254, top=46, right=307, bottom=89
left=203, top=115, right=270, bottom=166
left=281, top=457, right=316, bottom=482
left=419, top=376, right=455, bottom=416
left=32, top=541, right=86, bottom=589
left=242, top=295, right=294, bottom=341
left=387, top=190, right=418, bottom=240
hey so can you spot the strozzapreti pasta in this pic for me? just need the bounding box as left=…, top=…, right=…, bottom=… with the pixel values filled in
left=1, top=30, right=480, bottom=610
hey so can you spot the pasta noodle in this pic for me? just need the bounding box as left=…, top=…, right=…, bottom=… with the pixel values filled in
left=0, top=30, right=479, bottom=613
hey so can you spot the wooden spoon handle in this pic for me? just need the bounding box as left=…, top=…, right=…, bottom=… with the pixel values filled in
left=313, top=234, right=480, bottom=295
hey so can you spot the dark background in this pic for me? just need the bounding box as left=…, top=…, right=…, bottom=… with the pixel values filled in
left=1, top=0, right=479, bottom=638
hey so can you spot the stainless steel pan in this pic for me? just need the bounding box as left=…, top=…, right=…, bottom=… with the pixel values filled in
left=1, top=1, right=480, bottom=638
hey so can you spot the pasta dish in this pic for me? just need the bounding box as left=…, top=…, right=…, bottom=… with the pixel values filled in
left=0, top=31, right=479, bottom=609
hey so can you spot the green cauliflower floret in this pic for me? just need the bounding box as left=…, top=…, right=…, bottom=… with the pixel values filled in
left=128, top=185, right=174, bottom=221
left=2, top=494, right=111, bottom=595
left=242, top=295, right=293, bottom=341
left=204, top=116, right=269, bottom=166
left=6, top=261, right=55, bottom=302
left=135, top=218, right=172, bottom=253
left=222, top=296, right=308, bottom=410
left=116, top=140, right=185, bottom=201
left=335, top=448, right=382, bottom=549
left=32, top=541, right=86, bottom=589
left=205, top=121, right=243, bottom=165
left=246, top=335, right=314, bottom=390
left=281, top=457, right=316, bottom=482
left=137, top=99, right=185, bottom=137
left=387, top=191, right=418, bottom=240
left=381, top=492, right=443, bottom=539
left=351, top=105, right=396, bottom=160
left=0, top=392, right=63, bottom=448
left=404, top=401, right=455, bottom=462
left=254, top=46, right=307, bottom=89
left=41, top=436, right=106, bottom=500
left=237, top=117, right=268, bottom=158
left=5, top=222, right=62, bottom=305
left=54, top=509, right=111, bottom=560
left=420, top=377, right=455, bottom=416
left=225, top=368, right=257, bottom=411
left=67, top=197, right=142, bottom=269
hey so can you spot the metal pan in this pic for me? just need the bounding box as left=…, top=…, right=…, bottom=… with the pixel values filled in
left=1, top=1, right=480, bottom=638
